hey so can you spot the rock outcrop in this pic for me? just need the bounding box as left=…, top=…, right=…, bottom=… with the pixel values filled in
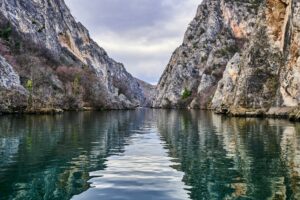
left=154, top=0, right=300, bottom=120
left=0, top=0, right=154, bottom=113
left=212, top=0, right=300, bottom=120
left=0, top=54, right=24, bottom=90
left=0, top=54, right=27, bottom=113
left=154, top=0, right=259, bottom=109
left=1, top=0, right=300, bottom=120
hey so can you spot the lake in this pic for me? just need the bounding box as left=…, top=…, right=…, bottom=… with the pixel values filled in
left=0, top=109, right=300, bottom=200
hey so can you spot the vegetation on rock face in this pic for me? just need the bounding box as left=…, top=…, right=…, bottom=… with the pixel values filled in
left=26, top=79, right=33, bottom=92
left=1, top=0, right=299, bottom=122
left=154, top=0, right=300, bottom=121
left=0, top=16, right=101, bottom=112
left=0, top=24, right=12, bottom=41
left=215, top=45, right=238, bottom=57
left=154, top=0, right=244, bottom=109
left=182, top=88, right=192, bottom=100
left=0, top=0, right=153, bottom=113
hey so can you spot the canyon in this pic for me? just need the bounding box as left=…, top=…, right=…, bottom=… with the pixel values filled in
left=0, top=0, right=300, bottom=121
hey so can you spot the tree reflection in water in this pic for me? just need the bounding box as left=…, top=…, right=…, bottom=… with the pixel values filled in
left=157, top=110, right=300, bottom=200
left=0, top=110, right=299, bottom=200
left=0, top=111, right=145, bottom=200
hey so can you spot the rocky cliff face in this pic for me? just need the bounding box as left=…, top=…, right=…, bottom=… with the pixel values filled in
left=213, top=0, right=300, bottom=119
left=155, top=0, right=300, bottom=120
left=0, top=0, right=153, bottom=113
left=0, top=54, right=27, bottom=112
left=154, top=0, right=259, bottom=109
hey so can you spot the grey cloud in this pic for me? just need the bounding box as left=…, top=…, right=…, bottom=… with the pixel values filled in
left=111, top=51, right=173, bottom=84
left=65, top=0, right=200, bottom=83
left=66, top=0, right=179, bottom=31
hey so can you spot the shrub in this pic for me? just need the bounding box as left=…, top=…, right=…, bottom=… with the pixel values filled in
left=0, top=25, right=12, bottom=41
left=182, top=88, right=192, bottom=99
left=26, top=79, right=33, bottom=92
left=56, top=66, right=83, bottom=82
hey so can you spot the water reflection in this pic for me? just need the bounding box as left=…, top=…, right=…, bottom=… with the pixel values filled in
left=156, top=110, right=300, bottom=199
left=0, top=111, right=149, bottom=200
left=73, top=127, right=189, bottom=200
left=0, top=110, right=300, bottom=200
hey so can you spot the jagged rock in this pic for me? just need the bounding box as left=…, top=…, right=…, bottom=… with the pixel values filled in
left=154, top=0, right=300, bottom=120
left=137, top=79, right=157, bottom=107
left=0, top=55, right=27, bottom=113
left=211, top=53, right=240, bottom=113
left=217, top=0, right=300, bottom=117
left=0, top=55, right=25, bottom=91
left=267, top=107, right=295, bottom=118
left=0, top=0, right=154, bottom=113
left=1, top=0, right=300, bottom=119
left=154, top=0, right=259, bottom=109
left=289, top=107, right=300, bottom=121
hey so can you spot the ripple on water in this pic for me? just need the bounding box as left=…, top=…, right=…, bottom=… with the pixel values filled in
left=72, top=128, right=190, bottom=200
left=1, top=110, right=300, bottom=200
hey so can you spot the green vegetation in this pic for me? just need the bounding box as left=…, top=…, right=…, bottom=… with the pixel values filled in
left=216, top=45, right=238, bottom=57
left=14, top=41, right=21, bottom=51
left=26, top=79, right=33, bottom=92
left=182, top=88, right=192, bottom=99
left=26, top=79, right=34, bottom=107
left=72, top=75, right=81, bottom=95
left=0, top=25, right=12, bottom=41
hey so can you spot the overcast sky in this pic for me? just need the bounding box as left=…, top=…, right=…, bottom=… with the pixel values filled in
left=65, top=0, right=200, bottom=84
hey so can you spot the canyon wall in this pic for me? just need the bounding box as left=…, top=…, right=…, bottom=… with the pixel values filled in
left=154, top=0, right=300, bottom=120
left=0, top=0, right=154, bottom=113
left=1, top=0, right=300, bottom=120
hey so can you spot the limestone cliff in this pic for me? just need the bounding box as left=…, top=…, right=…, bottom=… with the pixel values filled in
left=213, top=0, right=300, bottom=119
left=0, top=0, right=153, bottom=113
left=154, top=0, right=259, bottom=109
left=155, top=0, right=300, bottom=120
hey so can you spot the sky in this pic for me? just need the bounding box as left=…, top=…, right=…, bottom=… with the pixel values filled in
left=65, top=0, right=200, bottom=84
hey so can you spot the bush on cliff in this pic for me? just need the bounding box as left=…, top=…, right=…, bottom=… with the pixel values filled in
left=182, top=88, right=192, bottom=99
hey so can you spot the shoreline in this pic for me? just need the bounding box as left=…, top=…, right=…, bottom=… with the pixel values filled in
left=0, top=106, right=137, bottom=116
left=1, top=106, right=299, bottom=122
left=213, top=106, right=300, bottom=122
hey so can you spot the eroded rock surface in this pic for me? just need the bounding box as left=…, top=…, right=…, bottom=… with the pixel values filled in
left=0, top=0, right=154, bottom=113
left=154, top=0, right=259, bottom=109
left=0, top=55, right=27, bottom=113
left=154, top=0, right=300, bottom=120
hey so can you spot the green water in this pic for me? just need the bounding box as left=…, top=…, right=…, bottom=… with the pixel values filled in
left=0, top=110, right=300, bottom=200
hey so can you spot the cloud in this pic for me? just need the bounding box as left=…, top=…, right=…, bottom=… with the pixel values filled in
left=65, top=0, right=200, bottom=84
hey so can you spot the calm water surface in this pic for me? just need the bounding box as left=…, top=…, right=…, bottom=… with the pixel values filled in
left=0, top=110, right=300, bottom=200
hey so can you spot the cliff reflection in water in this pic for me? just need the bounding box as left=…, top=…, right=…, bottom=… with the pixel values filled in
left=0, top=111, right=147, bottom=200
left=0, top=110, right=300, bottom=200
left=156, top=110, right=300, bottom=200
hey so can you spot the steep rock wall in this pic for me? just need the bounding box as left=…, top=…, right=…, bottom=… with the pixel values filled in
left=154, top=0, right=260, bottom=109
left=155, top=0, right=300, bottom=120
left=212, top=0, right=300, bottom=119
left=0, top=0, right=154, bottom=113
